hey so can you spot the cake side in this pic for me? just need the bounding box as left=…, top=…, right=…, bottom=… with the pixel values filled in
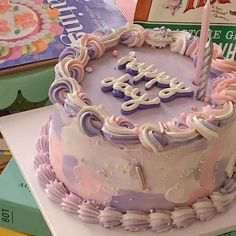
left=49, top=102, right=236, bottom=211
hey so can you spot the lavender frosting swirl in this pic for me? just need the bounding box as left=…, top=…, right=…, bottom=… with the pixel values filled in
left=61, top=193, right=82, bottom=214
left=139, top=124, right=168, bottom=152
left=171, top=207, right=196, bottom=228
left=40, top=121, right=50, bottom=136
left=45, top=179, right=69, bottom=203
left=210, top=192, right=235, bottom=213
left=99, top=207, right=122, bottom=228
left=64, top=92, right=92, bottom=117
left=59, top=47, right=80, bottom=61
left=145, top=27, right=172, bottom=48
left=117, top=23, right=146, bottom=48
left=81, top=34, right=105, bottom=59
left=121, top=210, right=149, bottom=231
left=97, top=29, right=119, bottom=50
left=169, top=31, right=191, bottom=55
left=55, top=58, right=85, bottom=83
left=36, top=135, right=49, bottom=154
left=34, top=152, right=50, bottom=170
left=192, top=198, right=216, bottom=221
left=36, top=164, right=56, bottom=189
left=78, top=106, right=107, bottom=137
left=78, top=201, right=101, bottom=224
left=221, top=169, right=236, bottom=193
left=49, top=78, right=82, bottom=105
left=102, top=116, right=139, bottom=144
left=149, top=210, right=172, bottom=232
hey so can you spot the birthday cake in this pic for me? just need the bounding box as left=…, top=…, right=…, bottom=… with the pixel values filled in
left=0, top=0, right=63, bottom=62
left=34, top=23, right=236, bottom=232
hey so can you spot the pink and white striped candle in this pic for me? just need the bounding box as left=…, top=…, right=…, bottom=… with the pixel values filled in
left=193, top=0, right=212, bottom=86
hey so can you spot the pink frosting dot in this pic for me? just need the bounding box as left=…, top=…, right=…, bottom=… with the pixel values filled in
left=207, top=115, right=215, bottom=122
left=112, top=50, right=119, bottom=57
left=191, top=105, right=198, bottom=111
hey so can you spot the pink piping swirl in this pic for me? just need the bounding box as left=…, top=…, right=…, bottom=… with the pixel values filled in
left=211, top=72, right=236, bottom=105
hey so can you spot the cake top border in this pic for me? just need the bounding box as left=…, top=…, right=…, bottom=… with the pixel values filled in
left=49, top=23, right=236, bottom=152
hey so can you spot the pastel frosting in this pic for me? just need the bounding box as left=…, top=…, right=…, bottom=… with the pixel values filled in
left=35, top=23, right=236, bottom=233
left=34, top=121, right=236, bottom=232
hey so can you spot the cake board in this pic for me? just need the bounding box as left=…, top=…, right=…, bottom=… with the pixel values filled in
left=0, top=106, right=235, bottom=236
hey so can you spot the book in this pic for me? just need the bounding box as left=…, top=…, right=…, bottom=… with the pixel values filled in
left=115, top=0, right=137, bottom=22
left=0, top=0, right=127, bottom=75
left=133, top=0, right=235, bottom=59
left=218, top=231, right=236, bottom=236
left=0, top=158, right=51, bottom=236
left=0, top=226, right=28, bottom=236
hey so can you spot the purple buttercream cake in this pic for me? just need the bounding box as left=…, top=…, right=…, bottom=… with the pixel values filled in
left=34, top=23, right=236, bottom=233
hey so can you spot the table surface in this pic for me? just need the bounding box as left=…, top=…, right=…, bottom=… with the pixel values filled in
left=0, top=106, right=236, bottom=236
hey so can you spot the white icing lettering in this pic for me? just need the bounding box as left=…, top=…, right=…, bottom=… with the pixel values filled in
left=101, top=53, right=194, bottom=114
left=145, top=72, right=171, bottom=90
left=113, top=82, right=133, bottom=98
left=122, top=88, right=160, bottom=114
left=101, top=74, right=131, bottom=93
left=126, top=59, right=157, bottom=77
left=159, top=78, right=194, bottom=102
left=117, top=51, right=136, bottom=69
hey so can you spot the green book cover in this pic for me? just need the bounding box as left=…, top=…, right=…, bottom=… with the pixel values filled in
left=0, top=158, right=51, bottom=236
left=218, top=232, right=236, bottom=236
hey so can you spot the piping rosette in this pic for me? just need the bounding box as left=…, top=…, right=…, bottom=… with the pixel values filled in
left=0, top=0, right=64, bottom=60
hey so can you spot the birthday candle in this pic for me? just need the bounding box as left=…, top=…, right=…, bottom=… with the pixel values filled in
left=196, top=38, right=213, bottom=101
left=135, top=165, right=147, bottom=190
left=193, top=0, right=212, bottom=85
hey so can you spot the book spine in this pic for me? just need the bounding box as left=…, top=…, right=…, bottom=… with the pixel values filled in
left=0, top=200, right=51, bottom=236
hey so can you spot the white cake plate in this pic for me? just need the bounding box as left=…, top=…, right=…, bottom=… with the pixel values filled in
left=0, top=106, right=236, bottom=236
